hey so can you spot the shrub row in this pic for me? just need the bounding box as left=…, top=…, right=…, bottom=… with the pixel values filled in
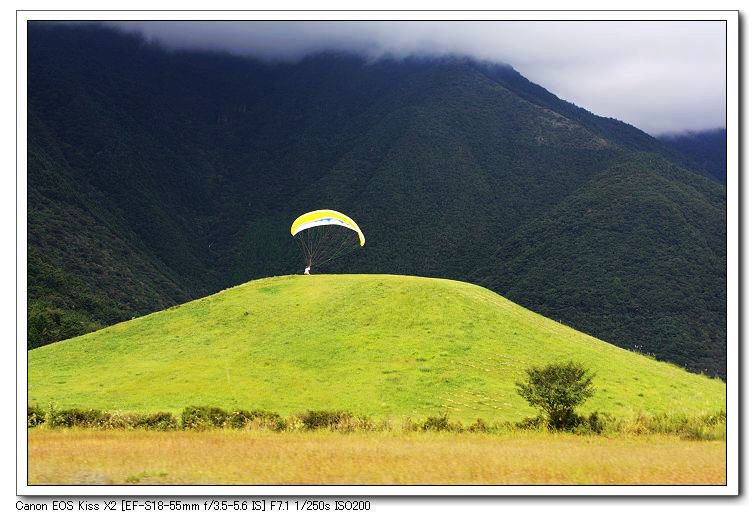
left=27, top=405, right=726, bottom=439
left=181, top=406, right=285, bottom=431
left=39, top=406, right=178, bottom=430
left=598, top=410, right=727, bottom=440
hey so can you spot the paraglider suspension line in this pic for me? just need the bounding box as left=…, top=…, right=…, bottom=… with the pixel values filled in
left=295, top=225, right=360, bottom=270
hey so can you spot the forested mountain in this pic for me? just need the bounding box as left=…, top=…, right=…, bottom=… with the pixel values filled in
left=659, top=128, right=727, bottom=183
left=26, top=23, right=727, bottom=377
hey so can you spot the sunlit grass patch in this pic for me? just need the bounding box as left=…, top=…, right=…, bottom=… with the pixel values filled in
left=28, top=428, right=725, bottom=485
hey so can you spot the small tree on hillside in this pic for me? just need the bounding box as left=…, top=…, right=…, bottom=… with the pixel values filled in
left=516, top=361, right=595, bottom=430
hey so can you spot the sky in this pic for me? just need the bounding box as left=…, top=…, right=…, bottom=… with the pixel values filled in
left=108, top=21, right=726, bottom=135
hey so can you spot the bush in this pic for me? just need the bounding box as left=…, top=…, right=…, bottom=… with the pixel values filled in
left=135, top=412, right=178, bottom=430
left=181, top=406, right=229, bottom=429
left=98, top=412, right=141, bottom=429
left=375, top=417, right=392, bottom=432
left=284, top=414, right=305, bottom=432
left=401, top=418, right=419, bottom=432
left=333, top=414, right=375, bottom=433
left=298, top=410, right=352, bottom=430
left=421, top=414, right=462, bottom=432
left=571, top=412, right=606, bottom=435
left=467, top=418, right=490, bottom=433
left=515, top=361, right=595, bottom=431
left=49, top=408, right=107, bottom=428
left=227, top=409, right=254, bottom=429
left=585, top=411, right=605, bottom=434
left=515, top=414, right=549, bottom=431
left=227, top=409, right=284, bottom=431
left=27, top=405, right=45, bottom=428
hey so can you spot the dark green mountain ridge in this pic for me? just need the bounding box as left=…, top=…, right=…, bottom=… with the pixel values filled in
left=659, top=128, right=727, bottom=183
left=27, top=23, right=726, bottom=376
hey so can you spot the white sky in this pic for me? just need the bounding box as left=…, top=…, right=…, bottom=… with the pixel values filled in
left=108, top=21, right=726, bottom=135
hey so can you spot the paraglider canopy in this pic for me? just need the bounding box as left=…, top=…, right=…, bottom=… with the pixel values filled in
left=290, top=209, right=365, bottom=270
left=290, top=209, right=365, bottom=246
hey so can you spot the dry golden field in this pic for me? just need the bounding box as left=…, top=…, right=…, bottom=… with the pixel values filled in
left=28, top=429, right=725, bottom=485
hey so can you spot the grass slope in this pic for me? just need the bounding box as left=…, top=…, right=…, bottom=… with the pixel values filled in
left=28, top=275, right=724, bottom=422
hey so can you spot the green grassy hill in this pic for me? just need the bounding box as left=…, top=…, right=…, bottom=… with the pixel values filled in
left=28, top=275, right=724, bottom=423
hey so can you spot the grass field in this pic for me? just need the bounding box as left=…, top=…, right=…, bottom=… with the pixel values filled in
left=28, top=274, right=725, bottom=422
left=28, top=429, right=725, bottom=485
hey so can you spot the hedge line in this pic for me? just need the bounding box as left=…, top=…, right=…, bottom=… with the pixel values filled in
left=27, top=405, right=726, bottom=439
left=28, top=406, right=177, bottom=430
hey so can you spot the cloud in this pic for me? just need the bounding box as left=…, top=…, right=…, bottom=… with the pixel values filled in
left=106, top=20, right=726, bottom=135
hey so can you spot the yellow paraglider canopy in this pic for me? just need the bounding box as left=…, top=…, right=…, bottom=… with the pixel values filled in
left=290, top=209, right=365, bottom=247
